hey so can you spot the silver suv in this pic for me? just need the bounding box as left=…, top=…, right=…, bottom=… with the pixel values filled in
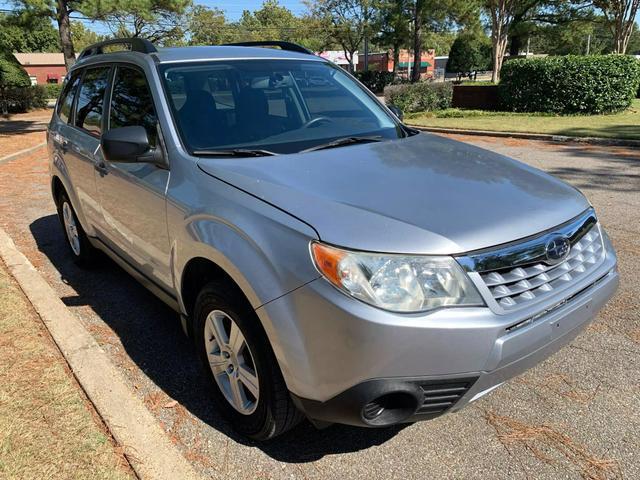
left=48, top=38, right=619, bottom=440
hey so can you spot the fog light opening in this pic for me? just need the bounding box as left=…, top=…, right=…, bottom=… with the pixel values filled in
left=361, top=392, right=419, bottom=426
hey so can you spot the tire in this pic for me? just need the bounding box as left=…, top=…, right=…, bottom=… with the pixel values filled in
left=56, top=191, right=96, bottom=266
left=194, top=281, right=304, bottom=440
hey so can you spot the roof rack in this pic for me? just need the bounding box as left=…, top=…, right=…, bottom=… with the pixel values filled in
left=222, top=41, right=313, bottom=55
left=78, top=38, right=157, bottom=61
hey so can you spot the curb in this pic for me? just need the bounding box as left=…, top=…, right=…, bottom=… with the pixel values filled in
left=0, top=228, right=202, bottom=480
left=408, top=125, right=640, bottom=148
left=0, top=142, right=47, bottom=165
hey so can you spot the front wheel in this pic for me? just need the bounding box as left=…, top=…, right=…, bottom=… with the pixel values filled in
left=194, top=282, right=303, bottom=440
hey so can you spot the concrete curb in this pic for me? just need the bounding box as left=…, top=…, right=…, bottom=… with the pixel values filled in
left=0, top=142, right=47, bottom=165
left=408, top=125, right=640, bottom=148
left=0, top=228, right=202, bottom=480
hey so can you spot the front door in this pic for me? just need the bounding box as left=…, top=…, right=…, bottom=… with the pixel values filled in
left=95, top=65, right=172, bottom=290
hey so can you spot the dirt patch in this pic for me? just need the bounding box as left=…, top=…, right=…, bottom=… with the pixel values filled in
left=0, top=132, right=46, bottom=159
left=1, top=108, right=52, bottom=121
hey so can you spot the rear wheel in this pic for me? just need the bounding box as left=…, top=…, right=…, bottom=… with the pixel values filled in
left=56, top=192, right=96, bottom=266
left=194, top=281, right=303, bottom=440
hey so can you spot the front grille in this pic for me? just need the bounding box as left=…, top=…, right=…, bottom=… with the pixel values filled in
left=416, top=378, right=477, bottom=415
left=479, top=224, right=604, bottom=310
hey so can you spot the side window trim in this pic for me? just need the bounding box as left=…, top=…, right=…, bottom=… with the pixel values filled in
left=69, top=68, right=84, bottom=127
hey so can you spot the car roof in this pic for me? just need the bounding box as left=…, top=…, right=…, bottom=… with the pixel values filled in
left=153, top=45, right=325, bottom=64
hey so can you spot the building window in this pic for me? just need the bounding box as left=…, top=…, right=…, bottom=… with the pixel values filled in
left=29, top=76, right=37, bottom=86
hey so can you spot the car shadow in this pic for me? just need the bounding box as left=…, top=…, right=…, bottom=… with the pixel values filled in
left=29, top=214, right=405, bottom=462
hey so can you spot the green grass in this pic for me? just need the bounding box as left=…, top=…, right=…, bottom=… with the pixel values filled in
left=407, top=99, right=640, bottom=141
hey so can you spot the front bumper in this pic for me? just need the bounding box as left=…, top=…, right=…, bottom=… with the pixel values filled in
left=256, top=238, right=618, bottom=427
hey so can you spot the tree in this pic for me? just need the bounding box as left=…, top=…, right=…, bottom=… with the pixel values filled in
left=237, top=0, right=303, bottom=42
left=594, top=0, right=640, bottom=53
left=98, top=0, right=191, bottom=47
left=70, top=21, right=107, bottom=51
left=0, top=50, right=31, bottom=88
left=310, top=0, right=371, bottom=72
left=13, top=0, right=191, bottom=69
left=446, top=32, right=492, bottom=80
left=0, top=11, right=59, bottom=52
left=483, top=0, right=545, bottom=82
left=187, top=6, right=231, bottom=45
left=410, top=0, right=481, bottom=82
left=375, top=0, right=411, bottom=74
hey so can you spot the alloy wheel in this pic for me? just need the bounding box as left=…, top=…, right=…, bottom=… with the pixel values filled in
left=204, top=310, right=260, bottom=415
left=62, top=201, right=81, bottom=256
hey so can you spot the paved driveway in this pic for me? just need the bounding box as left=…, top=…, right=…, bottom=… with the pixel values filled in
left=0, top=133, right=638, bottom=479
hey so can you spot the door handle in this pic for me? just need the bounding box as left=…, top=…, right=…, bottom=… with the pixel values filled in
left=94, top=161, right=108, bottom=176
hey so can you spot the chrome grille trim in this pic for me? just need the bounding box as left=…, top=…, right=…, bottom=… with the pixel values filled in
left=456, top=209, right=606, bottom=313
left=456, top=208, right=597, bottom=274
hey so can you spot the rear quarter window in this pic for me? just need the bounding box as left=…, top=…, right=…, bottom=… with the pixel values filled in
left=56, top=72, right=81, bottom=124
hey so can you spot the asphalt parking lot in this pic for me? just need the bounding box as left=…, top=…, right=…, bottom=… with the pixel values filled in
left=0, top=130, right=638, bottom=479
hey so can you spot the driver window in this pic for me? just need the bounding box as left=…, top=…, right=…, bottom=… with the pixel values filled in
left=109, top=66, right=158, bottom=147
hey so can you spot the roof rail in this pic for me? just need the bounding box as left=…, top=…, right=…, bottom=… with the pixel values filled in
left=78, top=38, right=157, bottom=60
left=222, top=41, right=313, bottom=55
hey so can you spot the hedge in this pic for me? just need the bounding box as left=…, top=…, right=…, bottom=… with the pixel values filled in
left=354, top=70, right=396, bottom=93
left=0, top=85, right=47, bottom=113
left=500, top=55, right=640, bottom=114
left=384, top=81, right=453, bottom=113
left=44, top=82, right=64, bottom=99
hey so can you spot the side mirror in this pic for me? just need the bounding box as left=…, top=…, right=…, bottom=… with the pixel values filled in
left=388, top=105, right=404, bottom=121
left=101, top=126, right=162, bottom=165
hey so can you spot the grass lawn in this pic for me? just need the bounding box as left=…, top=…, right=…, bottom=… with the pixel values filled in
left=407, top=99, right=640, bottom=141
left=0, top=261, right=133, bottom=480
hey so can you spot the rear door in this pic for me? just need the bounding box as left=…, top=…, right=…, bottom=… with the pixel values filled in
left=63, top=65, right=112, bottom=230
left=95, top=64, right=172, bottom=289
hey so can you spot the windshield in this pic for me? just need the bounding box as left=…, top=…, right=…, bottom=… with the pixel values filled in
left=159, top=59, right=405, bottom=154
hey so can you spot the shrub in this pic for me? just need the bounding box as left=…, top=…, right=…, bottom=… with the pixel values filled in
left=44, top=82, right=63, bottom=99
left=384, top=81, right=453, bottom=113
left=500, top=55, right=640, bottom=114
left=354, top=70, right=396, bottom=93
left=0, top=85, right=47, bottom=113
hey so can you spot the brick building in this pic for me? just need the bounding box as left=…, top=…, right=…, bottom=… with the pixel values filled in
left=12, top=53, right=68, bottom=85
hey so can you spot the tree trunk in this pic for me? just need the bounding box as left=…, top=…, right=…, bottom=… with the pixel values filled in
left=392, top=43, right=400, bottom=75
left=491, top=33, right=508, bottom=83
left=56, top=0, right=76, bottom=70
left=411, top=0, right=424, bottom=83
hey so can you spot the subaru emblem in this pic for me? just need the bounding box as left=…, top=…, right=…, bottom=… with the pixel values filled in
left=545, top=235, right=571, bottom=264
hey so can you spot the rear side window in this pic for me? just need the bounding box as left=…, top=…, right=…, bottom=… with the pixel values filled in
left=109, top=66, right=158, bottom=147
left=74, top=66, right=111, bottom=136
left=57, top=72, right=80, bottom=123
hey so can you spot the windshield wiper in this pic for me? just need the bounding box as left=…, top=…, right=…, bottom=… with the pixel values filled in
left=302, top=136, right=383, bottom=153
left=192, top=148, right=277, bottom=157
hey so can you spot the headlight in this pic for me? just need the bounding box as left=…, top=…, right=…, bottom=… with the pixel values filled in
left=311, top=242, right=484, bottom=313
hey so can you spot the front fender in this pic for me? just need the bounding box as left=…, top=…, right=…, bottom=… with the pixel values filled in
left=168, top=170, right=321, bottom=387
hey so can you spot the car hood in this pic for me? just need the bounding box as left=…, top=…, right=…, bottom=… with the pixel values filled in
left=197, top=133, right=590, bottom=254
